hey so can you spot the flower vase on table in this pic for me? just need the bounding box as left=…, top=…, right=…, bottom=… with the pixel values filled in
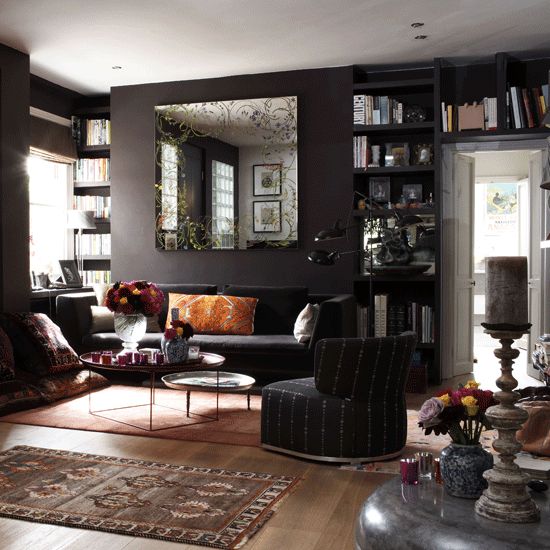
left=418, top=380, right=496, bottom=499
left=105, top=280, right=164, bottom=350
left=161, top=310, right=194, bottom=364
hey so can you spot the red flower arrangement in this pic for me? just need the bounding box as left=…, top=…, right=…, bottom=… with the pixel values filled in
left=164, top=318, right=194, bottom=341
left=105, top=281, right=164, bottom=316
left=418, top=381, right=497, bottom=445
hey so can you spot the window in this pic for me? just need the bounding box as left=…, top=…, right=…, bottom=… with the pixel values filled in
left=211, top=160, right=235, bottom=249
left=28, top=155, right=71, bottom=280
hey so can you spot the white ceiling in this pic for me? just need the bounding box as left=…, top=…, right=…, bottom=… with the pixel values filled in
left=0, top=0, right=549, bottom=95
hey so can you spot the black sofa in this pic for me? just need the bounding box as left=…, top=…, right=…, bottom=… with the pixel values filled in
left=56, top=284, right=356, bottom=381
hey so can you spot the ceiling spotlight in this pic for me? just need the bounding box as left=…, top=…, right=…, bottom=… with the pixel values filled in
left=112, top=65, right=122, bottom=70
left=411, top=22, right=424, bottom=28
left=414, top=35, right=428, bottom=40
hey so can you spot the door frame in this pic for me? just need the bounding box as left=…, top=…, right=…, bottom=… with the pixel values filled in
left=441, top=139, right=548, bottom=380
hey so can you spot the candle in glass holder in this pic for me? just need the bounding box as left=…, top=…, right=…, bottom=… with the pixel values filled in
left=91, top=351, right=101, bottom=363
left=400, top=458, right=419, bottom=485
left=485, top=256, right=528, bottom=328
left=415, top=452, right=433, bottom=479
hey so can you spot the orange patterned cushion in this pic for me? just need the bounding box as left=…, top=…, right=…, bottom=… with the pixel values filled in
left=166, top=294, right=258, bottom=335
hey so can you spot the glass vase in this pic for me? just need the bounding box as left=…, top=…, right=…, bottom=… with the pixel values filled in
left=439, top=442, right=493, bottom=499
left=114, top=312, right=147, bottom=350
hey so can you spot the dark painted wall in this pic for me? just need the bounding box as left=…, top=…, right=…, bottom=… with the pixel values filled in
left=30, top=74, right=83, bottom=118
left=111, top=67, right=354, bottom=293
left=0, top=44, right=30, bottom=311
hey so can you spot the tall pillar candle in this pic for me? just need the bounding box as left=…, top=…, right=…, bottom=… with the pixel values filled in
left=485, top=256, right=528, bottom=328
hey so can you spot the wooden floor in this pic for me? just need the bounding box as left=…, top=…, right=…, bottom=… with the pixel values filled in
left=0, top=422, right=392, bottom=550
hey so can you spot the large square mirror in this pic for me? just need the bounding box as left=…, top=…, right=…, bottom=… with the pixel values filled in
left=155, top=96, right=297, bottom=250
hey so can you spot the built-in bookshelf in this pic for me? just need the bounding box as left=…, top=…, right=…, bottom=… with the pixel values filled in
left=71, top=105, right=111, bottom=285
left=352, top=66, right=440, bottom=382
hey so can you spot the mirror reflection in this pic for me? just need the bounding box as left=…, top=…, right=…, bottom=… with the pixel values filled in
left=155, top=96, right=298, bottom=250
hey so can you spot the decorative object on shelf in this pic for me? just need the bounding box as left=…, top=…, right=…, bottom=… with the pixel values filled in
left=369, top=177, right=390, bottom=202
left=385, top=143, right=409, bottom=166
left=105, top=280, right=164, bottom=350
left=253, top=164, right=282, bottom=196
left=458, top=102, right=485, bottom=131
left=66, top=209, right=96, bottom=277
left=412, top=143, right=434, bottom=165
left=402, top=183, right=423, bottom=202
left=404, top=105, right=427, bottom=123
left=253, top=200, right=282, bottom=233
left=370, top=145, right=381, bottom=167
left=368, top=264, right=431, bottom=275
left=418, top=380, right=496, bottom=498
left=475, top=256, right=540, bottom=523
left=161, top=308, right=194, bottom=363
left=58, top=260, right=82, bottom=288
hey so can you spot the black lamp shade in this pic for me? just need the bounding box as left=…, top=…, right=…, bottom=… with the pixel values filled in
left=308, top=250, right=338, bottom=266
left=314, top=220, right=346, bottom=241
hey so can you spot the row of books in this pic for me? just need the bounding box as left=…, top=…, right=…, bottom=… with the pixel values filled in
left=72, top=195, right=111, bottom=219
left=440, top=98, right=497, bottom=132
left=357, top=297, right=434, bottom=343
left=72, top=118, right=111, bottom=146
left=82, top=270, right=111, bottom=285
left=76, top=234, right=111, bottom=257
left=354, top=95, right=405, bottom=125
left=353, top=135, right=370, bottom=168
left=507, top=85, right=549, bottom=129
left=74, top=158, right=110, bottom=182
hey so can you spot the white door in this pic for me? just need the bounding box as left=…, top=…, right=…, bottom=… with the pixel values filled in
left=527, top=151, right=543, bottom=378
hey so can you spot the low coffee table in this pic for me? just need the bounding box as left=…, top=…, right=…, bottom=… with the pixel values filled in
left=80, top=351, right=225, bottom=431
left=162, top=371, right=256, bottom=418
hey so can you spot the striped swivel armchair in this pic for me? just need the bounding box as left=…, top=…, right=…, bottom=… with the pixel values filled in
left=261, top=333, right=417, bottom=462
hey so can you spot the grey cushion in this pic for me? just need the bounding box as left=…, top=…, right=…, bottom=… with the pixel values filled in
left=223, top=285, right=308, bottom=335
left=157, top=284, right=217, bottom=328
left=188, top=334, right=308, bottom=354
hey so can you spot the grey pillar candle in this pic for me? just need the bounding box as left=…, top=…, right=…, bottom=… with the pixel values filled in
left=485, top=256, right=528, bottom=327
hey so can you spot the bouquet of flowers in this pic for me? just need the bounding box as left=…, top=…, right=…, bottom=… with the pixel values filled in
left=164, top=318, right=194, bottom=341
left=105, top=281, right=164, bottom=316
left=418, top=381, right=497, bottom=445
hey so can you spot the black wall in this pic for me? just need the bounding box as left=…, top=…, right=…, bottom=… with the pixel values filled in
left=30, top=74, right=83, bottom=119
left=111, top=67, right=354, bottom=293
left=0, top=44, right=30, bottom=311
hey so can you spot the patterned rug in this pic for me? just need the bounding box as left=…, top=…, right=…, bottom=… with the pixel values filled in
left=0, top=445, right=299, bottom=548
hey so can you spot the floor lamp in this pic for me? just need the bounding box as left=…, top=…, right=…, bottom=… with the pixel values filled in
left=67, top=210, right=96, bottom=278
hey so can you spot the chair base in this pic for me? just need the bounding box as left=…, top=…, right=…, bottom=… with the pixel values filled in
left=261, top=443, right=404, bottom=464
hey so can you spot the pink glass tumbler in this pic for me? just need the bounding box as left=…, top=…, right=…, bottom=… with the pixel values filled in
left=400, top=458, right=419, bottom=485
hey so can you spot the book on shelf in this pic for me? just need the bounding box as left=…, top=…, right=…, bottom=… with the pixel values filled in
left=353, top=135, right=370, bottom=168
left=72, top=195, right=111, bottom=219
left=353, top=94, right=406, bottom=125
left=72, top=117, right=111, bottom=147
left=440, top=98, right=497, bottom=132
left=82, top=270, right=111, bottom=285
left=507, top=85, right=549, bottom=129
left=74, top=158, right=110, bottom=182
left=76, top=234, right=111, bottom=257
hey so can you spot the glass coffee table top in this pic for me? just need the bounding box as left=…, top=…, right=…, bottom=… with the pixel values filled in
left=162, top=371, right=255, bottom=392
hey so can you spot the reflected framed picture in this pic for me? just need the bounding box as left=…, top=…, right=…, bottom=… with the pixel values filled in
left=369, top=177, right=391, bottom=202
left=253, top=200, right=282, bottom=233
left=402, top=184, right=423, bottom=202
left=58, top=260, right=82, bottom=288
left=164, top=233, right=177, bottom=250
left=253, top=164, right=282, bottom=196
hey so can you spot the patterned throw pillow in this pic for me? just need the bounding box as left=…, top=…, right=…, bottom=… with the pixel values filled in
left=0, top=326, right=15, bottom=381
left=0, top=313, right=81, bottom=376
left=166, top=294, right=258, bottom=335
left=0, top=380, right=44, bottom=416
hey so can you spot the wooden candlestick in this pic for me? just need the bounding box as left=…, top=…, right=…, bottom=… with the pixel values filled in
left=474, top=330, right=540, bottom=523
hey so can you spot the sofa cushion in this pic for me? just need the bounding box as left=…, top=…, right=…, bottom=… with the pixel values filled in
left=0, top=379, right=45, bottom=416
left=157, top=284, right=217, bottom=328
left=0, top=313, right=81, bottom=376
left=223, top=285, right=308, bottom=335
left=188, top=334, right=308, bottom=354
left=294, top=303, right=320, bottom=343
left=0, top=326, right=15, bottom=381
left=166, top=294, right=258, bottom=335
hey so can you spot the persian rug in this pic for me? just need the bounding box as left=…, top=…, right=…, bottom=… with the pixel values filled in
left=0, top=445, right=299, bottom=548
left=1, top=385, right=262, bottom=447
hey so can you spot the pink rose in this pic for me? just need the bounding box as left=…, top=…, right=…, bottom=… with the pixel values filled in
left=418, top=397, right=444, bottom=427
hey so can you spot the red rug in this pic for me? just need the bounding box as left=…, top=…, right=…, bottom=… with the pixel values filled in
left=1, top=385, right=261, bottom=447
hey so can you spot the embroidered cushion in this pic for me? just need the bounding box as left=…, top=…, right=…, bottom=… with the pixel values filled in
left=166, top=294, right=258, bottom=336
left=0, top=313, right=81, bottom=376
left=293, top=303, right=320, bottom=343
left=0, top=380, right=44, bottom=416
left=0, top=326, right=15, bottom=381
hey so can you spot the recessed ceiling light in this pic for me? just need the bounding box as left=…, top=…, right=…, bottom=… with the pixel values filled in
left=112, top=65, right=122, bottom=70
left=411, top=22, right=424, bottom=28
left=414, top=35, right=428, bottom=40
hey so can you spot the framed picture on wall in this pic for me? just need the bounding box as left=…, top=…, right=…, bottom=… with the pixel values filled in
left=253, top=164, right=282, bottom=196
left=58, top=260, right=82, bottom=288
left=253, top=200, right=282, bottom=233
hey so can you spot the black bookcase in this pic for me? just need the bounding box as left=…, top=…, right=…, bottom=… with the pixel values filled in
left=72, top=105, right=111, bottom=285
